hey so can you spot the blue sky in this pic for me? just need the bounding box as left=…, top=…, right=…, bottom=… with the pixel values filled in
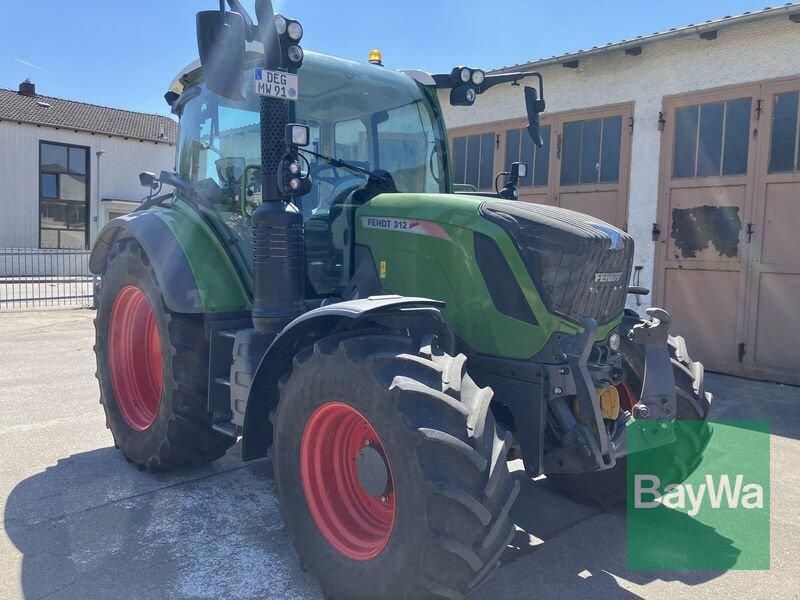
left=1, top=1, right=769, bottom=117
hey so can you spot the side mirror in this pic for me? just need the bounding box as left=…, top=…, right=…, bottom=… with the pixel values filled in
left=215, top=157, right=246, bottom=188
left=196, top=10, right=246, bottom=100
left=524, top=86, right=546, bottom=148
left=139, top=172, right=158, bottom=190
left=512, top=162, right=528, bottom=180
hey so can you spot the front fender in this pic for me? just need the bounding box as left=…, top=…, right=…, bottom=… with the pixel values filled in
left=241, top=296, right=448, bottom=461
left=90, top=205, right=250, bottom=314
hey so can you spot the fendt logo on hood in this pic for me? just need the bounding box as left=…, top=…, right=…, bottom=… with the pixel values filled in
left=594, top=272, right=623, bottom=283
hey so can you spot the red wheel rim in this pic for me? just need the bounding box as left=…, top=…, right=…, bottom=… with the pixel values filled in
left=108, top=285, right=163, bottom=431
left=300, top=402, right=396, bottom=561
left=617, top=381, right=638, bottom=412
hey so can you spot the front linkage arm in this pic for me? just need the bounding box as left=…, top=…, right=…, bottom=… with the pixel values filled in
left=620, top=308, right=678, bottom=452
left=543, top=309, right=680, bottom=474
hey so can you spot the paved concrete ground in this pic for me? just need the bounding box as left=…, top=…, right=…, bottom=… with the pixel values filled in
left=0, top=309, right=798, bottom=600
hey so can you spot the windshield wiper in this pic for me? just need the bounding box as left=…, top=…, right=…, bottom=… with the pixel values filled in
left=298, top=148, right=379, bottom=179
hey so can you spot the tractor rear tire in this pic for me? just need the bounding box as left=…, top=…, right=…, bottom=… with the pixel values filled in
left=546, top=331, right=712, bottom=509
left=271, top=333, right=519, bottom=600
left=95, top=238, right=235, bottom=471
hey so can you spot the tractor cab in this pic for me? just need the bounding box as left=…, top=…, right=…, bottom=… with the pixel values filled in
left=170, top=48, right=450, bottom=298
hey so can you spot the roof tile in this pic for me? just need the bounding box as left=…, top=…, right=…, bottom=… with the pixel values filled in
left=0, top=88, right=177, bottom=144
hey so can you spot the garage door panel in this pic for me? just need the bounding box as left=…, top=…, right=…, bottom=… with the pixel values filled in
left=663, top=268, right=740, bottom=371
left=753, top=273, right=800, bottom=370
left=519, top=190, right=553, bottom=206
left=761, top=181, right=800, bottom=266
left=657, top=79, right=800, bottom=384
left=553, top=105, right=632, bottom=230
left=666, top=185, right=745, bottom=263
left=559, top=190, right=620, bottom=227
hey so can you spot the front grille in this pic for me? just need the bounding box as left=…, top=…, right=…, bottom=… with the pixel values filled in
left=480, top=201, right=634, bottom=326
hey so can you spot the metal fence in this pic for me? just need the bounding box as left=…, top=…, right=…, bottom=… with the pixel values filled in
left=0, top=248, right=97, bottom=311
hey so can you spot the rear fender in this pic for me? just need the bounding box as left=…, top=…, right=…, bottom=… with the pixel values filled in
left=241, top=296, right=449, bottom=461
left=90, top=207, right=249, bottom=314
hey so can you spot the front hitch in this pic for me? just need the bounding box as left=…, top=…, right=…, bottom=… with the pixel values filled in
left=543, top=309, right=679, bottom=474
left=617, top=308, right=678, bottom=454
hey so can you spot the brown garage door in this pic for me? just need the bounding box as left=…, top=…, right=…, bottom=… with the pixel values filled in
left=654, top=77, right=800, bottom=385
left=553, top=104, right=633, bottom=229
left=449, top=103, right=632, bottom=229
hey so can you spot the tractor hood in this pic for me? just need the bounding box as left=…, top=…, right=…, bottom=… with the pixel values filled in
left=479, top=200, right=634, bottom=327
left=355, top=193, right=628, bottom=359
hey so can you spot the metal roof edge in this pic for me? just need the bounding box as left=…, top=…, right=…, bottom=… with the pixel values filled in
left=490, top=4, right=800, bottom=74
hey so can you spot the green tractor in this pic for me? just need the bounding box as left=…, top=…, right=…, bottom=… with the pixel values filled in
left=91, top=2, right=712, bottom=598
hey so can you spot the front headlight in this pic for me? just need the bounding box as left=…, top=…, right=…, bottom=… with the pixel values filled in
left=287, top=45, right=304, bottom=64
left=274, top=14, right=287, bottom=35
left=471, top=69, right=485, bottom=85
left=459, top=68, right=471, bottom=83
left=608, top=332, right=621, bottom=351
left=287, top=21, right=303, bottom=41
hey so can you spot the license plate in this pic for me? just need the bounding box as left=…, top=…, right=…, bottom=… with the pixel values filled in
left=254, top=69, right=299, bottom=101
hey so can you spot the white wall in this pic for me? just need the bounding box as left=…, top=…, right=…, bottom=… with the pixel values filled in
left=0, top=121, right=175, bottom=248
left=441, top=15, right=800, bottom=308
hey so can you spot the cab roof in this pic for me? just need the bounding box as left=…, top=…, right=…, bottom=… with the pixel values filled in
left=168, top=43, right=434, bottom=97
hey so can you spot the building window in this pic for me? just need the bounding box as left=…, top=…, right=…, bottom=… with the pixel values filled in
left=672, top=97, right=752, bottom=179
left=39, top=141, right=89, bottom=249
left=505, top=125, right=551, bottom=187
left=560, top=116, right=622, bottom=186
left=768, top=91, right=800, bottom=173
left=452, top=132, right=495, bottom=190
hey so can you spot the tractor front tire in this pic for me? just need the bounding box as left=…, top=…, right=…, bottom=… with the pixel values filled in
left=95, top=239, right=235, bottom=471
left=547, top=330, right=712, bottom=509
left=271, top=333, right=519, bottom=600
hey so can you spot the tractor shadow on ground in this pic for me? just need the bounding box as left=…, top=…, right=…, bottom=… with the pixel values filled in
left=487, top=463, right=740, bottom=600
left=3, top=443, right=320, bottom=600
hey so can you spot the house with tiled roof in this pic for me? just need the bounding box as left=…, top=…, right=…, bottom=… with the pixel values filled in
left=0, top=80, right=177, bottom=249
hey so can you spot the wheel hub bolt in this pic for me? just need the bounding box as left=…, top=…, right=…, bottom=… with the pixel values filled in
left=553, top=386, right=563, bottom=395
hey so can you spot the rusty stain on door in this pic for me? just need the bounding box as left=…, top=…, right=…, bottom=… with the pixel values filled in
left=670, top=205, right=742, bottom=258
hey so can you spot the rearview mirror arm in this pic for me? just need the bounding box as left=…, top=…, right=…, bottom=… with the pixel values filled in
left=226, top=0, right=258, bottom=40
left=431, top=70, right=544, bottom=100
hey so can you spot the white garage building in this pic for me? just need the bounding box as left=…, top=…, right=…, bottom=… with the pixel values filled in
left=0, top=81, right=176, bottom=250
left=441, top=5, right=800, bottom=385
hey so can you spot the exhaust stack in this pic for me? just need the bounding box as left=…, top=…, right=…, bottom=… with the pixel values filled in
left=250, top=0, right=306, bottom=334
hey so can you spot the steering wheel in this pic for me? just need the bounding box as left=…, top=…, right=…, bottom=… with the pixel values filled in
left=312, top=174, right=365, bottom=213
left=310, top=162, right=343, bottom=185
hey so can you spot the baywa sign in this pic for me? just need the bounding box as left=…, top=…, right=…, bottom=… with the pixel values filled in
left=627, top=420, right=770, bottom=571
left=634, top=473, right=764, bottom=517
